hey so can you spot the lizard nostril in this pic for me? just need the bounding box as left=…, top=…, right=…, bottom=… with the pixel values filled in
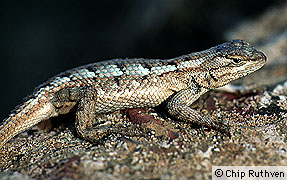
left=252, top=51, right=267, bottom=62
left=256, top=51, right=267, bottom=62
left=260, top=52, right=267, bottom=62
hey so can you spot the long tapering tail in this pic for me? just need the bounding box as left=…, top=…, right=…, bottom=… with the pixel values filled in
left=0, top=95, right=57, bottom=148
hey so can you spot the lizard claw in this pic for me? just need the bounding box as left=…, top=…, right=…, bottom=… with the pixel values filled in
left=210, top=120, right=231, bottom=138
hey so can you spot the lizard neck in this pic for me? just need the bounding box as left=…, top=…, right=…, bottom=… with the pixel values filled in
left=164, top=47, right=220, bottom=90
left=169, top=46, right=218, bottom=71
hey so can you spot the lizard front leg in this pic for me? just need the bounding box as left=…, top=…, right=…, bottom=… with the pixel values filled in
left=167, top=87, right=230, bottom=136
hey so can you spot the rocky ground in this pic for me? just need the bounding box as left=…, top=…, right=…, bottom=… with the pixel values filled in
left=1, top=2, right=287, bottom=180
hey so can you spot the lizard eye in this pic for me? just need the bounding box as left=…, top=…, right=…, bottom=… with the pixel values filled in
left=232, top=58, right=242, bottom=64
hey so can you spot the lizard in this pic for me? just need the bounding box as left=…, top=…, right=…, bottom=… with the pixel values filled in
left=0, top=40, right=266, bottom=148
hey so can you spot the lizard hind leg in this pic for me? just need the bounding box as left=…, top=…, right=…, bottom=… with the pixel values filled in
left=51, top=87, right=110, bottom=143
left=74, top=87, right=110, bottom=143
left=75, top=87, right=146, bottom=144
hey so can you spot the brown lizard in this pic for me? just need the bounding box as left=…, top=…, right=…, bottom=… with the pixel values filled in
left=0, top=40, right=266, bottom=148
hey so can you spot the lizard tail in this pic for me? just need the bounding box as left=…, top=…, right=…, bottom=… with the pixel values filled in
left=0, top=96, right=57, bottom=148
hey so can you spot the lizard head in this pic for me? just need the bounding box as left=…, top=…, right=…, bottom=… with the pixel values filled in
left=195, top=39, right=266, bottom=89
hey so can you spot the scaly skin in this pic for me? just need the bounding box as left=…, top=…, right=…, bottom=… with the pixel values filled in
left=0, top=40, right=266, bottom=148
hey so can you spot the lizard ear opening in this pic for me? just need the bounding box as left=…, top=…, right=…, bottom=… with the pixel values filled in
left=194, top=71, right=219, bottom=89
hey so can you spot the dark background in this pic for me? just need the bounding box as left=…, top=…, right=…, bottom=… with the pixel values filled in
left=0, top=0, right=279, bottom=120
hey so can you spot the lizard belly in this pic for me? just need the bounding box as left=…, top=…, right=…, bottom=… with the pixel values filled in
left=94, top=85, right=174, bottom=114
